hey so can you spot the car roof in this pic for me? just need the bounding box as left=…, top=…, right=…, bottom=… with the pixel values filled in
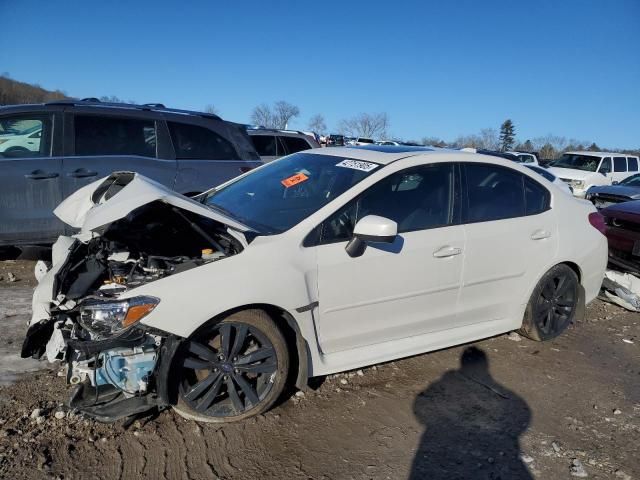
left=347, top=145, right=438, bottom=154
left=0, top=99, right=224, bottom=121
left=308, top=145, right=528, bottom=170
left=565, top=151, right=638, bottom=158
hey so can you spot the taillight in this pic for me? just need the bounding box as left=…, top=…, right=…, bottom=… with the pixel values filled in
left=588, top=212, right=607, bottom=235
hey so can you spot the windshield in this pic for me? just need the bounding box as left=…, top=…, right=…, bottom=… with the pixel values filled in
left=620, top=174, right=640, bottom=187
left=553, top=154, right=601, bottom=172
left=204, top=152, right=381, bottom=234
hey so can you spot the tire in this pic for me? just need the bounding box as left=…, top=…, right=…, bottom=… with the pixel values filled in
left=518, top=264, right=579, bottom=341
left=172, top=309, right=289, bottom=423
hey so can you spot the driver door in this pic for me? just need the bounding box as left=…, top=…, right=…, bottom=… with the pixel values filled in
left=313, top=163, right=465, bottom=353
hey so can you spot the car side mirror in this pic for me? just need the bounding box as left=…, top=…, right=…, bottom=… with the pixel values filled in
left=612, top=180, right=619, bottom=185
left=600, top=169, right=610, bottom=176
left=345, top=215, right=398, bottom=258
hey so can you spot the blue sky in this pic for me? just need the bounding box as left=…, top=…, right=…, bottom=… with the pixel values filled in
left=1, top=0, right=638, bottom=147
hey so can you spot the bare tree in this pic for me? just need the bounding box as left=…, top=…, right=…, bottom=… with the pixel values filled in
left=338, top=112, right=389, bottom=139
left=479, top=128, right=499, bottom=150
left=308, top=114, right=326, bottom=134
left=272, top=101, right=300, bottom=129
left=250, top=101, right=300, bottom=129
left=250, top=103, right=274, bottom=127
left=204, top=104, right=219, bottom=115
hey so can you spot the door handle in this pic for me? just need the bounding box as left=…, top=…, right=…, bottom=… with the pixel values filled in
left=25, top=170, right=59, bottom=180
left=433, top=246, right=462, bottom=258
left=531, top=229, right=551, bottom=240
left=68, top=169, right=98, bottom=178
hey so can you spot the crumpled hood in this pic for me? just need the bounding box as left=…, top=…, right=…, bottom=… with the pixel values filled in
left=547, top=167, right=593, bottom=181
left=54, top=171, right=251, bottom=233
left=587, top=184, right=640, bottom=198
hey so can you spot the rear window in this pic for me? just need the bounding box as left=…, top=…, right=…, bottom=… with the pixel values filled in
left=168, top=122, right=239, bottom=160
left=358, top=138, right=374, bottom=144
left=628, top=157, right=638, bottom=172
left=280, top=136, right=312, bottom=154
left=75, top=115, right=156, bottom=157
left=613, top=156, right=627, bottom=172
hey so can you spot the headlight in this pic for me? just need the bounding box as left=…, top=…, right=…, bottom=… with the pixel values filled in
left=570, top=179, right=585, bottom=188
left=79, top=296, right=159, bottom=337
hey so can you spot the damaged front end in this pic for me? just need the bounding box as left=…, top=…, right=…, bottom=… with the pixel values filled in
left=21, top=172, right=248, bottom=421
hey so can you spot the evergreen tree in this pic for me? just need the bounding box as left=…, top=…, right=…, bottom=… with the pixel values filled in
left=587, top=142, right=600, bottom=152
left=499, top=119, right=516, bottom=152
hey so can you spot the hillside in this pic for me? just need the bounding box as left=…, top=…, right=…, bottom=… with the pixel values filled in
left=0, top=76, right=68, bottom=105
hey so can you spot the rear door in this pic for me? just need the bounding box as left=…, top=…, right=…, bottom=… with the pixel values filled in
left=62, top=112, right=176, bottom=198
left=170, top=120, right=258, bottom=192
left=0, top=112, right=64, bottom=245
left=457, top=163, right=557, bottom=327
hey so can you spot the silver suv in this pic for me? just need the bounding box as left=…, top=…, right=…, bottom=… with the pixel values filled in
left=247, top=128, right=320, bottom=162
left=0, top=99, right=261, bottom=247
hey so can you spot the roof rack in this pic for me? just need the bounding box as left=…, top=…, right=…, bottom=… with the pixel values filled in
left=246, top=126, right=309, bottom=136
left=44, top=98, right=221, bottom=120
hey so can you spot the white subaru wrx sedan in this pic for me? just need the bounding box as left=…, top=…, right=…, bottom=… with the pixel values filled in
left=23, top=147, right=607, bottom=423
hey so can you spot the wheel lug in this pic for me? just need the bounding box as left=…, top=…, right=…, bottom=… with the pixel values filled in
left=218, top=355, right=224, bottom=361
left=234, top=368, right=239, bottom=374
left=213, top=367, right=218, bottom=372
left=223, top=375, right=228, bottom=380
left=233, top=357, right=238, bottom=362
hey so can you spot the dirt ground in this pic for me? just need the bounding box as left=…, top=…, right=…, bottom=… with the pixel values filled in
left=0, top=260, right=638, bottom=480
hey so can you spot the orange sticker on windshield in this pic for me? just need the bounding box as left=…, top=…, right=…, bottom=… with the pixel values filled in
left=281, top=172, right=309, bottom=188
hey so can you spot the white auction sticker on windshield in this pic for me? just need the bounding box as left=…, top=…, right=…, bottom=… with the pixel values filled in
left=336, top=159, right=379, bottom=172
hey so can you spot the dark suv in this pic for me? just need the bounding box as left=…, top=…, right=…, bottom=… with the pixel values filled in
left=0, top=99, right=261, bottom=246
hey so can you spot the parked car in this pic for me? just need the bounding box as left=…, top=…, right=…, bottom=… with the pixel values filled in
left=0, top=99, right=261, bottom=248
left=24, top=148, right=606, bottom=423
left=507, top=151, right=539, bottom=165
left=247, top=129, right=320, bottom=163
left=597, top=200, right=640, bottom=273
left=0, top=123, right=42, bottom=154
left=548, top=151, right=640, bottom=198
left=585, top=173, right=640, bottom=209
left=326, top=134, right=344, bottom=147
left=525, top=165, right=573, bottom=195
left=353, top=137, right=375, bottom=146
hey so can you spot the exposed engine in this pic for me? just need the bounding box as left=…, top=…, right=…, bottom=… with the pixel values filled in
left=22, top=201, right=246, bottom=421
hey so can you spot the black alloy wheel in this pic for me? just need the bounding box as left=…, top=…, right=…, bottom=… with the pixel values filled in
left=519, top=264, right=579, bottom=341
left=174, top=309, right=289, bottom=422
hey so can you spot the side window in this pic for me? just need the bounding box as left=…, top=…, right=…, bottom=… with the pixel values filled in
left=250, top=135, right=277, bottom=157
left=465, top=164, right=525, bottom=223
left=75, top=115, right=156, bottom=157
left=281, top=136, right=312, bottom=154
left=613, top=156, right=627, bottom=172
left=524, top=177, right=551, bottom=215
left=168, top=122, right=239, bottom=160
left=599, top=157, right=612, bottom=174
left=0, top=115, right=52, bottom=158
left=627, top=157, right=638, bottom=172
left=319, top=163, right=455, bottom=244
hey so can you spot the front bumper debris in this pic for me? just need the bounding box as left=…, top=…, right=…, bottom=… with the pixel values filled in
left=21, top=316, right=184, bottom=422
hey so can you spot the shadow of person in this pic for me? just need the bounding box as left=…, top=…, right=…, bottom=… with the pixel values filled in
left=410, top=346, right=532, bottom=480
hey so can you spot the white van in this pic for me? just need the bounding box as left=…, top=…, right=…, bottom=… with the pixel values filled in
left=548, top=151, right=640, bottom=197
